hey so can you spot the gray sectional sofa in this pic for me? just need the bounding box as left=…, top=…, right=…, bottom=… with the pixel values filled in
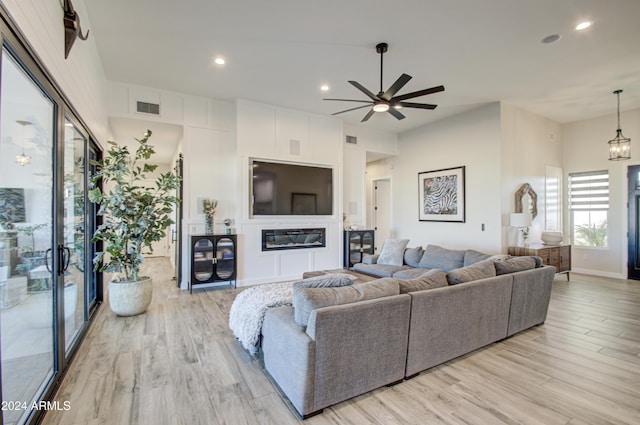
left=260, top=243, right=556, bottom=418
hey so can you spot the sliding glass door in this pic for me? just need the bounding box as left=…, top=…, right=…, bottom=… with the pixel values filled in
left=0, top=48, right=56, bottom=425
left=0, top=19, right=100, bottom=423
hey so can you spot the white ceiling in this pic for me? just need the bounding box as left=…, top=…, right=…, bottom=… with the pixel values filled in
left=85, top=0, right=640, bottom=136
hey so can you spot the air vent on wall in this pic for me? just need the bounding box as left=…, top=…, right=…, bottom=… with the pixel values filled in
left=136, top=101, right=160, bottom=115
left=346, top=135, right=358, bottom=145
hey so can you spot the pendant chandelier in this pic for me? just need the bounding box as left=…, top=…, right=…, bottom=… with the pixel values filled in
left=608, top=89, right=631, bottom=161
left=15, top=120, right=32, bottom=166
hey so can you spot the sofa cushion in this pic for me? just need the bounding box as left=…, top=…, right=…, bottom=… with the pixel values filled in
left=493, top=256, right=537, bottom=275
left=352, top=263, right=408, bottom=278
left=398, top=269, right=448, bottom=293
left=463, top=249, right=492, bottom=267
left=377, top=239, right=410, bottom=266
left=418, top=244, right=466, bottom=271
left=292, top=273, right=357, bottom=290
left=293, top=280, right=400, bottom=327
left=403, top=247, right=424, bottom=268
left=361, top=254, right=380, bottom=265
left=392, top=267, right=433, bottom=280
left=446, top=260, right=497, bottom=285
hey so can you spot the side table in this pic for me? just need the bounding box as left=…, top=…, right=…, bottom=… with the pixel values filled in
left=508, top=244, right=571, bottom=281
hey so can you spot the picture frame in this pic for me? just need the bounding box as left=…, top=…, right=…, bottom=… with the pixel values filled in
left=418, top=166, right=465, bottom=222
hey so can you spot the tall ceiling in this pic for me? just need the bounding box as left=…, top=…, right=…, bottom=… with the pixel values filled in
left=84, top=0, right=640, bottom=135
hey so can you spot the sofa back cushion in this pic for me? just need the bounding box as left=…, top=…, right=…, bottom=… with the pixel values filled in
left=403, top=246, right=424, bottom=268
left=446, top=260, right=497, bottom=285
left=377, top=239, right=410, bottom=266
left=463, top=249, right=492, bottom=266
left=418, top=244, right=466, bottom=271
left=293, top=280, right=400, bottom=327
left=493, top=256, right=537, bottom=275
left=398, top=269, right=448, bottom=293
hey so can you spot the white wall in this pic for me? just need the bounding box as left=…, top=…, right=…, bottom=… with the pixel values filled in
left=367, top=104, right=503, bottom=252
left=236, top=100, right=343, bottom=285
left=501, top=103, right=563, bottom=246
left=562, top=107, right=640, bottom=278
left=3, top=0, right=109, bottom=142
left=365, top=103, right=563, bottom=256
left=342, top=123, right=398, bottom=230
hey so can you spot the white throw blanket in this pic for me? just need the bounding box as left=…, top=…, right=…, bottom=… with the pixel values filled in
left=228, top=281, right=293, bottom=354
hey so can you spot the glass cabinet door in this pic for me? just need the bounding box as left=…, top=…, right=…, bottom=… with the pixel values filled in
left=215, top=237, right=235, bottom=280
left=349, top=232, right=362, bottom=265
left=362, top=231, right=374, bottom=255
left=193, top=238, right=214, bottom=282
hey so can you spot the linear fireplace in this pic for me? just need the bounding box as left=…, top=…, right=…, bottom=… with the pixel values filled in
left=262, top=228, right=326, bottom=251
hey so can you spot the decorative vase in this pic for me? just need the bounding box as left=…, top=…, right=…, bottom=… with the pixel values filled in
left=205, top=215, right=213, bottom=234
left=108, top=277, right=153, bottom=316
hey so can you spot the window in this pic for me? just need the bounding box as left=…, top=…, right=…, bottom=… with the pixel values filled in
left=569, top=170, right=609, bottom=247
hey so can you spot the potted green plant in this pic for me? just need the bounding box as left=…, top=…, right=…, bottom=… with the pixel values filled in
left=88, top=130, right=180, bottom=316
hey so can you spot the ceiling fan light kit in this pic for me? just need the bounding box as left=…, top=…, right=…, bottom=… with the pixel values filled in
left=325, top=42, right=444, bottom=122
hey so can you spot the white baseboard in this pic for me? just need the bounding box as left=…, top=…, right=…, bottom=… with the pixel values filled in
left=570, top=267, right=626, bottom=280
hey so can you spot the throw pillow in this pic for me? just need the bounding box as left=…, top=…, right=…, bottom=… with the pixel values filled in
left=404, top=246, right=424, bottom=268
left=418, top=244, right=466, bottom=271
left=377, top=239, right=410, bottom=266
left=463, top=249, right=491, bottom=267
left=493, top=256, right=536, bottom=275
left=446, top=260, right=497, bottom=285
left=361, top=254, right=380, bottom=265
left=398, top=269, right=448, bottom=293
left=292, top=280, right=400, bottom=327
left=291, top=273, right=357, bottom=290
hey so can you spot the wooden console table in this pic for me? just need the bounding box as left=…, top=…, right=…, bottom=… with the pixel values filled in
left=508, top=244, right=571, bottom=281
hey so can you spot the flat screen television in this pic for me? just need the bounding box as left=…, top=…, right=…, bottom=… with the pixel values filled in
left=251, top=159, right=333, bottom=216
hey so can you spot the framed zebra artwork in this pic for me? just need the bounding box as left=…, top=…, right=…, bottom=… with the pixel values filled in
left=418, top=166, right=465, bottom=222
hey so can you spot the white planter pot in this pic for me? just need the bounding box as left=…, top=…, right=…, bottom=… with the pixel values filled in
left=109, top=277, right=153, bottom=316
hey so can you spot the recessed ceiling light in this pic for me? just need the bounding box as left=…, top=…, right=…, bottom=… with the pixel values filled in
left=541, top=34, right=561, bottom=44
left=214, top=57, right=225, bottom=65
left=320, top=84, right=329, bottom=92
left=575, top=21, right=592, bottom=31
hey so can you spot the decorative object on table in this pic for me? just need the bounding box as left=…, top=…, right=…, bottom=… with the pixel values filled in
left=510, top=213, right=532, bottom=246
left=88, top=130, right=181, bottom=316
left=223, top=218, right=232, bottom=235
left=608, top=89, right=631, bottom=161
left=514, top=183, right=538, bottom=220
left=541, top=231, right=563, bottom=245
left=202, top=198, right=217, bottom=234
left=418, top=166, right=465, bottom=222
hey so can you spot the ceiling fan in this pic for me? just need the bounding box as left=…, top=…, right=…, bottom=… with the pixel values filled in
left=325, top=42, right=445, bottom=122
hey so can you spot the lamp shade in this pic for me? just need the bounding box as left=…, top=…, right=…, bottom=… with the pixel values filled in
left=510, top=213, right=531, bottom=227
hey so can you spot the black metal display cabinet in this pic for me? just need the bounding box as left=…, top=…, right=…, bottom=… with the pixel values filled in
left=190, top=234, right=237, bottom=293
left=343, top=230, right=375, bottom=268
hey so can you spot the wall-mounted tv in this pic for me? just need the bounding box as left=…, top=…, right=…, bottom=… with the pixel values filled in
left=251, top=159, right=333, bottom=216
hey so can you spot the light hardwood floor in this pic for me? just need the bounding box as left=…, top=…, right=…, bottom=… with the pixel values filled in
left=41, top=258, right=640, bottom=425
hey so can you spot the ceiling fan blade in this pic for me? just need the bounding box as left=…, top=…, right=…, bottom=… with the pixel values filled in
left=391, top=85, right=445, bottom=102
left=349, top=80, right=380, bottom=101
left=361, top=109, right=375, bottom=122
left=397, top=102, right=438, bottom=110
left=387, top=107, right=406, bottom=120
left=324, top=98, right=373, bottom=103
left=331, top=104, right=372, bottom=116
left=381, top=73, right=412, bottom=101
